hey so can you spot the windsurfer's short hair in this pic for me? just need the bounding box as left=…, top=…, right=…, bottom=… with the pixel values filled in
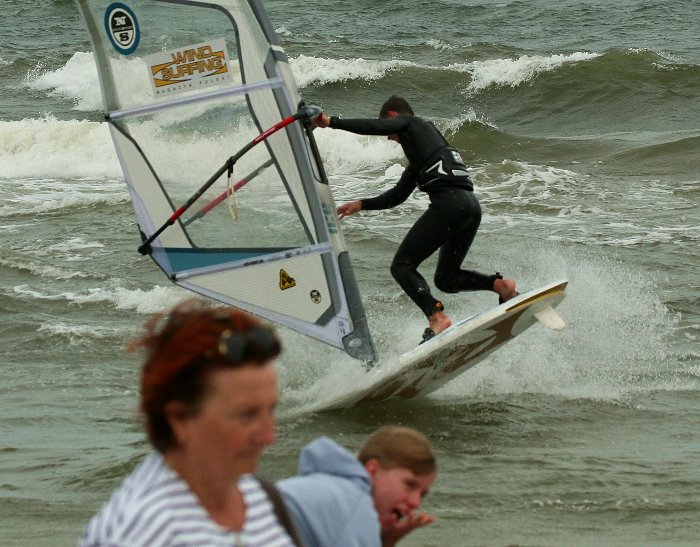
left=379, top=95, right=414, bottom=118
left=129, top=299, right=281, bottom=452
left=358, top=425, right=436, bottom=476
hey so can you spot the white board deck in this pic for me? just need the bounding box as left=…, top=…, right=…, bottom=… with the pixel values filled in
left=308, top=279, right=568, bottom=411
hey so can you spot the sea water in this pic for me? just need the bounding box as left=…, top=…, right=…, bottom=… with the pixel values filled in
left=1, top=0, right=698, bottom=545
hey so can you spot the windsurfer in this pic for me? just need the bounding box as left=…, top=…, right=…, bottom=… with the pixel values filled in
left=315, top=96, right=518, bottom=343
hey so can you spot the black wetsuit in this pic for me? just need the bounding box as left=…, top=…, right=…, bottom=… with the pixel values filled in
left=330, top=115, right=499, bottom=317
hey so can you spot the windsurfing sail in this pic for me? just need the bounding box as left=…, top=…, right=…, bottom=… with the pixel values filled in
left=74, top=0, right=377, bottom=363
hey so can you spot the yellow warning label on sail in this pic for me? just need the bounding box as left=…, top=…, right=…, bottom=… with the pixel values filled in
left=279, top=269, right=296, bottom=290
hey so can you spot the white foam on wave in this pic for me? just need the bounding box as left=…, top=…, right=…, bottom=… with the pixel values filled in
left=37, top=321, right=123, bottom=344
left=0, top=112, right=258, bottom=188
left=432, top=251, right=684, bottom=402
left=45, top=238, right=105, bottom=253
left=290, top=54, right=416, bottom=87
left=438, top=108, right=497, bottom=135
left=477, top=160, right=587, bottom=201
left=275, top=26, right=292, bottom=37
left=0, top=116, right=121, bottom=179
left=313, top=126, right=404, bottom=175
left=0, top=175, right=127, bottom=216
left=0, top=257, right=89, bottom=280
left=473, top=160, right=601, bottom=236
left=426, top=38, right=455, bottom=51
left=13, top=283, right=191, bottom=314
left=449, top=51, right=600, bottom=92
left=26, top=52, right=110, bottom=112
left=475, top=162, right=695, bottom=248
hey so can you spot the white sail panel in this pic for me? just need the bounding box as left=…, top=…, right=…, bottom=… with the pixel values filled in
left=110, top=125, right=190, bottom=253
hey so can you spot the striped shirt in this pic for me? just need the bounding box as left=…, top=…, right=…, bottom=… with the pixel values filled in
left=81, top=452, right=295, bottom=547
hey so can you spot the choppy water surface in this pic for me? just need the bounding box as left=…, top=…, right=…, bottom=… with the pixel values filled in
left=1, top=1, right=698, bottom=545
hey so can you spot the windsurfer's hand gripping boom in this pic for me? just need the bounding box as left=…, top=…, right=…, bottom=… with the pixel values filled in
left=137, top=105, right=322, bottom=255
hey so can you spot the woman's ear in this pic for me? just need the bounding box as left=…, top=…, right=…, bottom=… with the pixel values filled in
left=164, top=401, right=192, bottom=445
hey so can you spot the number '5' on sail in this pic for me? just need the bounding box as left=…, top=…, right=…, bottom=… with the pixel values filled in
left=73, top=0, right=377, bottom=363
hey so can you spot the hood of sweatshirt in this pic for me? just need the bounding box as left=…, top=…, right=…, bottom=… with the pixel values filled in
left=297, top=437, right=371, bottom=492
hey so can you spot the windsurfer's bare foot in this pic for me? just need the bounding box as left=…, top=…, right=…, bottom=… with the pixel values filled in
left=428, top=311, right=452, bottom=335
left=494, top=278, right=518, bottom=303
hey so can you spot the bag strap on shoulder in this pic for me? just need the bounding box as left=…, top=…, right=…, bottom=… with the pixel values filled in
left=255, top=476, right=304, bottom=547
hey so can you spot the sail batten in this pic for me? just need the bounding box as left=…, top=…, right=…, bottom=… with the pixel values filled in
left=108, top=77, right=285, bottom=120
left=74, top=0, right=377, bottom=363
left=171, top=242, right=333, bottom=281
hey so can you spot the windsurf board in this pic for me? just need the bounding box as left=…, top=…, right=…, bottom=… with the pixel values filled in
left=308, top=279, right=568, bottom=411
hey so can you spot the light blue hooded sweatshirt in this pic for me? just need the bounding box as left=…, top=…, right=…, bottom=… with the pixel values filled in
left=277, top=437, right=381, bottom=547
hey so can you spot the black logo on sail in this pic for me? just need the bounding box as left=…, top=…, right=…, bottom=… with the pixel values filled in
left=104, top=3, right=140, bottom=55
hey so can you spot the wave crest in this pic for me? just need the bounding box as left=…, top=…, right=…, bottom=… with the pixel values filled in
left=452, top=52, right=600, bottom=91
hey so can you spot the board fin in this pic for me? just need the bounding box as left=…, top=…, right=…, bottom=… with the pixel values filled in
left=534, top=305, right=566, bottom=331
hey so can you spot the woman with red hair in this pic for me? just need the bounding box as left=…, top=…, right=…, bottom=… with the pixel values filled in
left=81, top=299, right=301, bottom=546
